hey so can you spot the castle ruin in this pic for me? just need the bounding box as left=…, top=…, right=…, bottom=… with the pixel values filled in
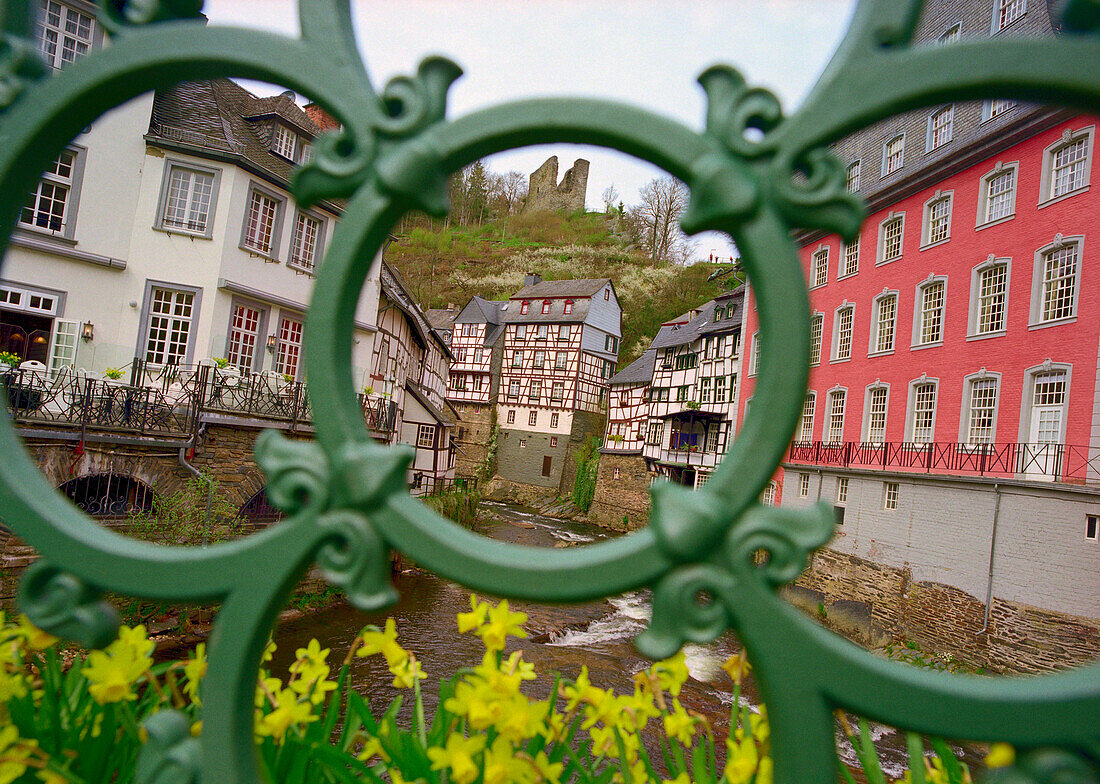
left=524, top=156, right=589, bottom=213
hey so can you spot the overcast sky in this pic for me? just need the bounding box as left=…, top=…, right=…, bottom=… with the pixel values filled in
left=204, top=1, right=857, bottom=260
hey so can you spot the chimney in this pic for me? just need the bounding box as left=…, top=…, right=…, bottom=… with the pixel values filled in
left=304, top=102, right=341, bottom=131
left=524, top=273, right=542, bottom=287
left=447, top=303, right=455, bottom=311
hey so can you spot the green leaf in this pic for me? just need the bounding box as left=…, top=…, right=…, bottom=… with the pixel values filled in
left=856, top=718, right=887, bottom=784
left=930, top=738, right=967, bottom=784
left=906, top=733, right=928, bottom=784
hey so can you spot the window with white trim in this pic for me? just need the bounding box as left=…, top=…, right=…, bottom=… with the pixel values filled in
left=289, top=212, right=321, bottom=272
left=1038, top=241, right=1079, bottom=323
left=834, top=306, right=853, bottom=361
left=841, top=236, right=859, bottom=277
left=983, top=98, right=1015, bottom=121
left=994, top=0, right=1025, bottom=31
left=883, top=135, right=904, bottom=174
left=551, top=381, right=564, bottom=400
left=700, top=376, right=712, bottom=403
left=883, top=482, right=899, bottom=511
left=811, top=248, right=828, bottom=288
left=36, top=1, right=95, bottom=70
left=749, top=331, right=760, bottom=376
left=157, top=162, right=217, bottom=236
left=825, top=389, right=846, bottom=444
left=1086, top=515, right=1098, bottom=541
left=809, top=314, right=823, bottom=366
left=275, top=316, right=304, bottom=378
left=506, top=409, right=515, bottom=424
left=761, top=481, right=777, bottom=507
left=836, top=477, right=848, bottom=504
left=965, top=377, right=999, bottom=445
left=1044, top=129, right=1093, bottom=200
left=846, top=161, right=861, bottom=192
left=798, top=473, right=809, bottom=498
left=528, top=410, right=537, bottom=426
left=226, top=304, right=262, bottom=373
left=550, top=412, right=559, bottom=428
left=973, top=260, right=1008, bottom=335
left=417, top=424, right=435, bottom=448
left=20, top=149, right=78, bottom=234
left=910, top=382, right=937, bottom=444
left=272, top=125, right=298, bottom=161
left=928, top=106, right=954, bottom=150
left=924, top=195, right=951, bottom=245
left=865, top=386, right=888, bottom=444
left=799, top=393, right=816, bottom=442
left=879, top=214, right=904, bottom=262
left=243, top=189, right=281, bottom=255
left=916, top=280, right=945, bottom=346
left=938, top=23, right=961, bottom=44
left=872, top=293, right=897, bottom=354
left=981, top=166, right=1016, bottom=224
left=144, top=287, right=194, bottom=366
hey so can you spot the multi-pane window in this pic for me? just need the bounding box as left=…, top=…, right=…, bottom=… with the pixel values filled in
left=874, top=295, right=897, bottom=353
left=761, top=482, right=776, bottom=507
left=226, top=305, right=261, bottom=372
left=799, top=473, right=809, bottom=497
left=275, top=317, right=304, bottom=378
left=550, top=412, right=559, bottom=428
left=1032, top=371, right=1067, bottom=445
left=881, top=217, right=903, bottom=262
left=243, top=190, right=279, bottom=255
left=289, top=213, right=320, bottom=271
left=508, top=380, right=519, bottom=398
left=533, top=350, right=545, bottom=367
left=967, top=378, right=999, bottom=445
left=37, top=1, right=95, bottom=70
left=511, top=350, right=522, bottom=368
left=846, top=161, right=861, bottom=192
left=145, top=288, right=194, bottom=366
left=842, top=236, right=859, bottom=277
left=799, top=393, right=816, bottom=442
left=714, top=376, right=728, bottom=404
left=160, top=165, right=215, bottom=234
left=563, top=300, right=573, bottom=314
left=1040, top=244, right=1078, bottom=322
left=918, top=281, right=945, bottom=345
left=825, top=390, right=846, bottom=443
left=558, top=324, right=570, bottom=341
left=926, top=197, right=950, bottom=244
left=938, top=24, right=961, bottom=44
left=996, top=0, right=1025, bottom=30
left=884, top=135, right=904, bottom=174
left=461, top=323, right=475, bottom=337
left=883, top=482, right=899, bottom=511
left=272, top=125, right=297, bottom=160
left=985, top=98, right=1015, bottom=120
left=551, top=381, right=564, bottom=400
left=811, top=248, right=829, bottom=287
left=751, top=333, right=760, bottom=375
left=928, top=107, right=954, bottom=150
left=835, top=307, right=853, bottom=360
left=529, top=380, right=542, bottom=401
left=867, top=388, right=888, bottom=444
left=985, top=169, right=1015, bottom=222
left=911, top=383, right=936, bottom=444
left=1050, top=138, right=1088, bottom=198
left=977, top=264, right=1008, bottom=334
left=554, top=351, right=567, bottom=370
left=528, top=410, right=538, bottom=427
left=836, top=477, right=849, bottom=504
left=809, top=315, right=823, bottom=365
left=700, top=377, right=712, bottom=403
left=417, top=424, right=435, bottom=448
left=647, top=422, right=661, bottom=445
left=20, top=150, right=76, bottom=232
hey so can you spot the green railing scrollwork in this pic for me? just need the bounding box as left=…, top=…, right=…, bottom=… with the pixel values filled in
left=0, top=1, right=1097, bottom=782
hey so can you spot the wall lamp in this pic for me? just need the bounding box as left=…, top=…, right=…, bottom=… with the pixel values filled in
left=266, top=334, right=278, bottom=353
left=81, top=321, right=94, bottom=342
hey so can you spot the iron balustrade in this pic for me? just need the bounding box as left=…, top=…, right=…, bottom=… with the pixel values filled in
left=786, top=440, right=1100, bottom=484
left=0, top=2, right=1096, bottom=783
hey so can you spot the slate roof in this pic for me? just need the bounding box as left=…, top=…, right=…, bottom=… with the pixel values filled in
left=425, top=308, right=458, bottom=336
left=608, top=350, right=656, bottom=386
left=147, top=79, right=340, bottom=211
left=405, top=381, right=457, bottom=427
left=380, top=262, right=453, bottom=359
left=511, top=278, right=611, bottom=300
left=650, top=288, right=744, bottom=350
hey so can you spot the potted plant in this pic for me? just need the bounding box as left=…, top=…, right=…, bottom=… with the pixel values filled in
left=211, top=357, right=230, bottom=369
left=0, top=351, right=19, bottom=369
left=361, top=385, right=373, bottom=396
left=104, top=367, right=124, bottom=381
left=685, top=400, right=701, bottom=410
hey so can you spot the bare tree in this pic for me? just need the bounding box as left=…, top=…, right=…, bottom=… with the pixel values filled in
left=488, top=170, right=528, bottom=216
left=601, top=183, right=619, bottom=214
left=628, top=176, right=689, bottom=265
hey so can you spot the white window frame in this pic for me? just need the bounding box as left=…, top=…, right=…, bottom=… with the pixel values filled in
left=882, top=134, right=905, bottom=175
left=976, top=162, right=1018, bottom=228
left=883, top=482, right=899, bottom=511
left=905, top=377, right=939, bottom=445
left=225, top=298, right=267, bottom=374
left=1039, top=126, right=1094, bottom=205
left=798, top=473, right=809, bottom=498
left=799, top=392, right=816, bottom=442
left=508, top=380, right=520, bottom=399
left=154, top=158, right=220, bottom=239
left=840, top=235, right=860, bottom=278
left=831, top=304, right=854, bottom=362
left=968, top=256, right=1011, bottom=339
left=275, top=315, right=305, bottom=379
left=846, top=160, right=861, bottom=192
left=960, top=371, right=1002, bottom=446
left=992, top=0, right=1026, bottom=33
left=921, top=191, right=952, bottom=248
left=417, top=424, right=436, bottom=449
left=271, top=124, right=298, bottom=161
left=863, top=384, right=890, bottom=445
left=869, top=290, right=898, bottom=356
left=240, top=183, right=286, bottom=258
left=810, top=246, right=829, bottom=289
left=982, top=98, right=1016, bottom=122
left=911, top=276, right=947, bottom=349
left=748, top=331, right=760, bottom=377
left=528, top=409, right=538, bottom=427
left=1030, top=235, right=1083, bottom=328
left=824, top=387, right=847, bottom=444
left=835, top=476, right=849, bottom=504
left=36, top=1, right=98, bottom=70
left=288, top=210, right=326, bottom=273
left=137, top=281, right=201, bottom=367
left=926, top=106, right=954, bottom=151
left=1018, top=362, right=1072, bottom=446
left=937, top=23, right=961, bottom=44
left=809, top=313, right=824, bottom=366
left=877, top=212, right=905, bottom=264
left=19, top=146, right=87, bottom=241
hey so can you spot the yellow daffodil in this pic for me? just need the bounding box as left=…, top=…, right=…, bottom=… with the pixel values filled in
left=0, top=669, right=28, bottom=702
left=426, top=733, right=486, bottom=784
left=37, top=769, right=69, bottom=784
left=722, top=650, right=752, bottom=686
left=457, top=595, right=490, bottom=633
left=390, top=654, right=426, bottom=689
left=532, top=750, right=563, bottom=783
left=183, top=642, right=207, bottom=706
left=356, top=619, right=408, bottom=668
left=749, top=706, right=770, bottom=744
left=356, top=736, right=390, bottom=763
left=756, top=755, right=775, bottom=784
left=588, top=724, right=617, bottom=757
left=662, top=699, right=697, bottom=745
left=725, top=735, right=760, bottom=784
left=662, top=774, right=691, bottom=784
left=502, top=650, right=537, bottom=681
left=116, top=625, right=155, bottom=659
left=291, top=639, right=330, bottom=671
left=652, top=651, right=689, bottom=697
left=262, top=639, right=276, bottom=662
left=255, top=687, right=317, bottom=743
left=82, top=637, right=151, bottom=704
left=476, top=599, right=528, bottom=653
left=984, top=743, right=1015, bottom=768
left=483, top=736, right=536, bottom=784
left=563, top=666, right=602, bottom=711
left=15, top=615, right=57, bottom=650
left=0, top=726, right=33, bottom=784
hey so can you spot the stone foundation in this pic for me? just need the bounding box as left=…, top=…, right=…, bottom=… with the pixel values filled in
left=452, top=401, right=495, bottom=479
left=590, top=452, right=651, bottom=531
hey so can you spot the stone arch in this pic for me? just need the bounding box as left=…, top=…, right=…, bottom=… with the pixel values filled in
left=237, top=486, right=285, bottom=525
left=56, top=472, right=156, bottom=519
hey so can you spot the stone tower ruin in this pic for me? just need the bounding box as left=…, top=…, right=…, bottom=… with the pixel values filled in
left=524, top=156, right=589, bottom=213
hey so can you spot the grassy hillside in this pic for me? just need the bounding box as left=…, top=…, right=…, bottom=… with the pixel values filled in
left=386, top=211, right=743, bottom=363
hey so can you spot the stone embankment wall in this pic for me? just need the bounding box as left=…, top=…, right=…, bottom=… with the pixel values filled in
left=452, top=402, right=495, bottom=479
left=589, top=452, right=650, bottom=531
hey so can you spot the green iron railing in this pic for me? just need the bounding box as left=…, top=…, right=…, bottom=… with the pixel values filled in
left=0, top=1, right=1097, bottom=782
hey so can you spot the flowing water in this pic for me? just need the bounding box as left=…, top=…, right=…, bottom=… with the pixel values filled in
left=271, top=501, right=979, bottom=780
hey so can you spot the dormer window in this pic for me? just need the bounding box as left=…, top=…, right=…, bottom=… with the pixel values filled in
left=272, top=124, right=298, bottom=161
left=520, top=301, right=529, bottom=315
left=541, top=300, right=551, bottom=315
left=563, top=300, right=574, bottom=314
